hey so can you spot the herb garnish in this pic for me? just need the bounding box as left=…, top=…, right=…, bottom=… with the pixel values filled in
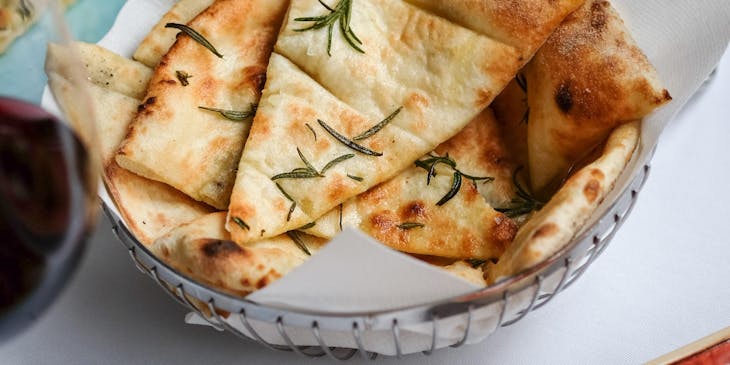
left=294, top=0, right=364, bottom=56
left=286, top=231, right=311, bottom=256
left=320, top=154, right=355, bottom=174
left=165, top=23, right=223, bottom=58
left=317, top=119, right=383, bottom=156
left=496, top=166, right=545, bottom=217
left=353, top=106, right=402, bottom=141
left=199, top=104, right=257, bottom=122
left=272, top=148, right=323, bottom=180
left=515, top=73, right=530, bottom=124
left=176, top=70, right=192, bottom=86
left=397, top=222, right=425, bottom=230
left=305, top=123, right=317, bottom=141
left=17, top=0, right=32, bottom=20
left=347, top=174, right=363, bottom=182
left=276, top=183, right=297, bottom=222
left=467, top=259, right=487, bottom=268
left=232, top=216, right=250, bottom=230
left=415, top=153, right=494, bottom=206
left=338, top=204, right=344, bottom=231
left=298, top=222, right=317, bottom=230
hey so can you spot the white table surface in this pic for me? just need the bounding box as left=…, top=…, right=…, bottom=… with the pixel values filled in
left=2, top=47, right=729, bottom=365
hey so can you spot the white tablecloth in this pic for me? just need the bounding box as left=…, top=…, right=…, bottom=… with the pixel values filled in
left=1, top=47, right=728, bottom=365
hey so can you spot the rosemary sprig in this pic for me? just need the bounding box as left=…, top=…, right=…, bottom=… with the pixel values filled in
left=317, top=119, right=383, bottom=156
left=305, top=123, right=317, bottom=141
left=176, top=70, right=192, bottom=86
left=276, top=183, right=297, bottom=222
left=272, top=148, right=323, bottom=180
left=495, top=166, right=545, bottom=217
left=199, top=104, right=257, bottom=122
left=320, top=154, right=355, bottom=174
left=415, top=153, right=494, bottom=206
left=232, top=216, right=250, bottom=231
left=347, top=174, right=363, bottom=182
left=353, top=106, right=402, bottom=141
left=286, top=231, right=311, bottom=256
left=294, top=0, right=364, bottom=56
left=165, top=23, right=223, bottom=58
left=397, top=222, right=425, bottom=230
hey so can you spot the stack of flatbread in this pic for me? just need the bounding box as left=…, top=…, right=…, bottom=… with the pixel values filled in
left=46, top=0, right=669, bottom=296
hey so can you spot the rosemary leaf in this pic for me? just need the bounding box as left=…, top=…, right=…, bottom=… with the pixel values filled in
left=353, top=106, right=402, bottom=141
left=317, top=119, right=383, bottom=156
left=467, top=259, right=487, bottom=268
left=338, top=203, right=344, bottom=231
left=199, top=104, right=257, bottom=122
left=305, top=123, right=317, bottom=141
left=436, top=172, right=462, bottom=206
left=165, top=23, right=223, bottom=58
left=276, top=183, right=297, bottom=222
left=347, top=174, right=364, bottom=182
left=286, top=231, right=311, bottom=256
left=232, top=216, right=250, bottom=231
left=320, top=154, right=355, bottom=174
left=298, top=222, right=317, bottom=230
left=495, top=166, right=545, bottom=217
left=397, top=222, right=425, bottom=230
left=294, top=0, right=364, bottom=56
left=271, top=170, right=321, bottom=180
left=175, top=70, right=192, bottom=86
left=297, top=147, right=321, bottom=176
left=17, top=0, right=32, bottom=20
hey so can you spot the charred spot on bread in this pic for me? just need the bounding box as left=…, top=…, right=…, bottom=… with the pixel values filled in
left=200, top=239, right=243, bottom=258
left=555, top=82, right=573, bottom=113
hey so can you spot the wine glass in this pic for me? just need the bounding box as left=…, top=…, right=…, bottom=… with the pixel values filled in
left=0, top=0, right=99, bottom=342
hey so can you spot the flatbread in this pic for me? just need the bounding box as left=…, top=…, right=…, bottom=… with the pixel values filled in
left=487, top=121, right=640, bottom=283
left=75, top=42, right=153, bottom=100
left=151, top=212, right=326, bottom=296
left=303, top=108, right=519, bottom=260
left=46, top=42, right=212, bottom=245
left=440, top=261, right=486, bottom=287
left=491, top=78, right=530, bottom=171
left=0, top=0, right=75, bottom=53
left=229, top=0, right=569, bottom=243
left=403, top=0, right=585, bottom=60
left=116, top=0, right=290, bottom=209
left=525, top=0, right=671, bottom=196
left=132, top=0, right=215, bottom=67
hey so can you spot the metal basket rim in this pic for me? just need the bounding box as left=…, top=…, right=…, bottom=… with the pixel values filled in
left=105, top=147, right=653, bottom=323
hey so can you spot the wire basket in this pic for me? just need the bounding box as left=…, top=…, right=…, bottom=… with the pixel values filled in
left=103, top=155, right=652, bottom=360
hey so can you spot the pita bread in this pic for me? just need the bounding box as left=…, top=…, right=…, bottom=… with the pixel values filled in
left=46, top=42, right=212, bottom=245
left=302, top=108, right=519, bottom=260
left=116, top=0, right=290, bottom=209
left=230, top=0, right=568, bottom=243
left=151, top=212, right=326, bottom=296
left=403, top=0, right=585, bottom=60
left=525, top=0, right=671, bottom=196
left=133, top=0, right=215, bottom=67
left=487, top=121, right=640, bottom=283
left=440, top=261, right=487, bottom=287
left=75, top=42, right=153, bottom=100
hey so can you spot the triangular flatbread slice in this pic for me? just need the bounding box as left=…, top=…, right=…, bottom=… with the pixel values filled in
left=488, top=121, right=640, bottom=283
left=302, top=108, right=520, bottom=260
left=116, top=0, right=290, bottom=209
left=525, top=0, right=671, bottom=196
left=47, top=42, right=212, bottom=245
left=151, top=212, right=327, bottom=296
left=229, top=0, right=558, bottom=243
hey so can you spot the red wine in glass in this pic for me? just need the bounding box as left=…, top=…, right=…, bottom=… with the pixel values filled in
left=0, top=97, right=95, bottom=342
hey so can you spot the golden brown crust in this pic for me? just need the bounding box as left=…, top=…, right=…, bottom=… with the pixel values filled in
left=404, top=0, right=585, bottom=60
left=488, top=121, right=641, bottom=283
left=526, top=0, right=671, bottom=195
left=116, top=0, right=290, bottom=209
left=151, top=212, right=326, bottom=296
